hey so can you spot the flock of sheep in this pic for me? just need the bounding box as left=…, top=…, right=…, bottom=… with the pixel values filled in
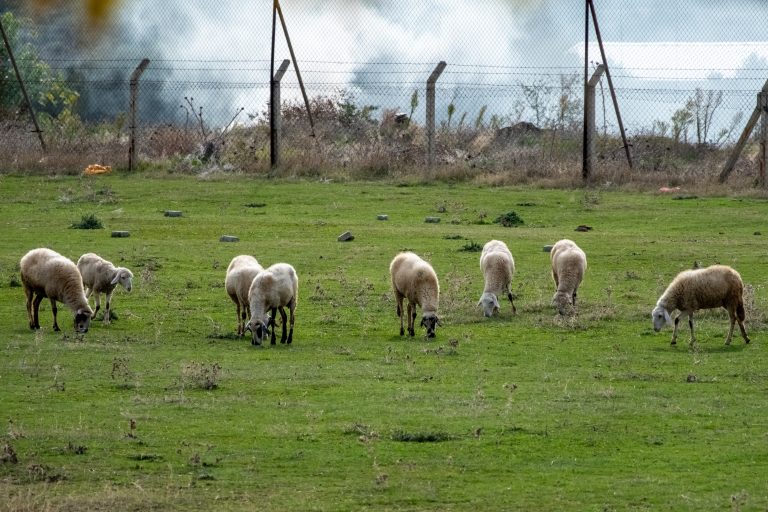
left=18, top=237, right=751, bottom=347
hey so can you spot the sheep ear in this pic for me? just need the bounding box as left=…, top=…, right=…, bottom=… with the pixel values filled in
left=244, top=321, right=252, bottom=333
left=493, top=296, right=500, bottom=309
left=476, top=299, right=483, bottom=308
left=664, top=310, right=673, bottom=324
left=110, top=272, right=121, bottom=285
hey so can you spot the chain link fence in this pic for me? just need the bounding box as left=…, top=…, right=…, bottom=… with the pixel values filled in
left=1, top=0, right=767, bottom=181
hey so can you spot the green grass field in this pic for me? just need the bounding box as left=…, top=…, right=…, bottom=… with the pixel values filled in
left=1, top=174, right=767, bottom=511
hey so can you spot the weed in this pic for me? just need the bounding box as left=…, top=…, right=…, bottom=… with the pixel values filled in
left=459, top=241, right=483, bottom=252
left=494, top=211, right=524, bottom=227
left=180, top=362, right=222, bottom=390
left=70, top=213, right=103, bottom=229
left=8, top=274, right=21, bottom=287
left=391, top=430, right=455, bottom=443
left=111, top=357, right=136, bottom=389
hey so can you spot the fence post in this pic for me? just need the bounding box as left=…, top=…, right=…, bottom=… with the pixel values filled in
left=0, top=16, right=46, bottom=151
left=426, top=61, right=447, bottom=166
left=719, top=79, right=768, bottom=183
left=128, top=58, right=150, bottom=172
left=583, top=64, right=605, bottom=184
left=270, top=59, right=291, bottom=168
left=759, top=92, right=768, bottom=187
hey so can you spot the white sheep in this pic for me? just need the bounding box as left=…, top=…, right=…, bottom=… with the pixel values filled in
left=652, top=264, right=750, bottom=346
left=20, top=248, right=93, bottom=333
left=478, top=240, right=516, bottom=317
left=76, top=252, right=133, bottom=325
left=246, top=263, right=298, bottom=346
left=224, top=255, right=264, bottom=337
left=550, top=239, right=587, bottom=315
left=389, top=251, right=441, bottom=338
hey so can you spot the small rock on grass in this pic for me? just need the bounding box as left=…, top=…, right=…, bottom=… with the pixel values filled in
left=111, top=231, right=130, bottom=238
left=164, top=210, right=183, bottom=217
left=338, top=231, right=354, bottom=242
left=219, top=235, right=240, bottom=242
left=425, top=217, right=441, bottom=224
left=377, top=215, right=389, bottom=221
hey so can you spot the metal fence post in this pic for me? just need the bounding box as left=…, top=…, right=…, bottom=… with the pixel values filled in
left=0, top=16, right=46, bottom=151
left=128, top=58, right=150, bottom=172
left=426, top=61, right=447, bottom=166
left=719, top=79, right=768, bottom=183
left=759, top=92, right=768, bottom=187
left=583, top=64, right=605, bottom=184
left=270, top=59, right=291, bottom=168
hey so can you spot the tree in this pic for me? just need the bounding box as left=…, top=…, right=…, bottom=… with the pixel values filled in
left=0, top=11, right=79, bottom=121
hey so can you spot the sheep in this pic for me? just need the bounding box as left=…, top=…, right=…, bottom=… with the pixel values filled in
left=478, top=240, right=516, bottom=317
left=389, top=251, right=441, bottom=338
left=652, top=264, right=750, bottom=346
left=224, top=255, right=264, bottom=337
left=550, top=239, right=587, bottom=315
left=76, top=252, right=133, bottom=325
left=20, top=248, right=93, bottom=333
left=246, top=263, right=298, bottom=346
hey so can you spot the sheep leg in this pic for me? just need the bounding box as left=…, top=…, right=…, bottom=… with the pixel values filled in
left=738, top=321, right=750, bottom=344
left=50, top=298, right=60, bottom=332
left=24, top=287, right=35, bottom=329
left=671, top=314, right=681, bottom=345
left=725, top=312, right=736, bottom=345
left=278, top=306, right=288, bottom=344
left=407, top=302, right=416, bottom=337
left=507, top=291, right=517, bottom=314
left=687, top=313, right=696, bottom=346
left=235, top=302, right=242, bottom=336
left=286, top=302, right=295, bottom=345
left=92, top=292, right=101, bottom=318
left=395, top=292, right=405, bottom=336
left=31, top=292, right=43, bottom=330
left=103, top=290, right=113, bottom=324
left=270, top=307, right=277, bottom=345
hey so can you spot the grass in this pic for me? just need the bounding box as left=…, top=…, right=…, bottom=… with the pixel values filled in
left=0, top=173, right=767, bottom=510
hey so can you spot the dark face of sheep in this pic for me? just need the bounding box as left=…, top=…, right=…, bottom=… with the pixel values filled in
left=246, top=316, right=272, bottom=346
left=74, top=309, right=92, bottom=333
left=421, top=314, right=440, bottom=338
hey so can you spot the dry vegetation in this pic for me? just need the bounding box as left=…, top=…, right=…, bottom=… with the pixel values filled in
left=1, top=92, right=764, bottom=194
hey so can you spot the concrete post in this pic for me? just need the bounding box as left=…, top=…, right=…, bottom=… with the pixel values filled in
left=426, top=61, right=447, bottom=166
left=270, top=59, right=291, bottom=168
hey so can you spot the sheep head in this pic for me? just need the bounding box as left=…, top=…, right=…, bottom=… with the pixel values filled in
left=651, top=304, right=672, bottom=332
left=74, top=308, right=93, bottom=333
left=552, top=291, right=572, bottom=316
left=246, top=315, right=273, bottom=346
left=111, top=268, right=134, bottom=292
left=420, top=313, right=440, bottom=338
left=478, top=292, right=500, bottom=318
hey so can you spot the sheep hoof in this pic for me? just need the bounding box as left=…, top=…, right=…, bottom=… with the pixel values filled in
left=670, top=340, right=676, bottom=346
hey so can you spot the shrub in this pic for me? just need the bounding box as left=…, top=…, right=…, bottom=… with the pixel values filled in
left=494, top=211, right=524, bottom=227
left=70, top=213, right=103, bottom=229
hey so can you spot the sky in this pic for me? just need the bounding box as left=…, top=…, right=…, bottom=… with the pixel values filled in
left=3, top=0, right=767, bottom=136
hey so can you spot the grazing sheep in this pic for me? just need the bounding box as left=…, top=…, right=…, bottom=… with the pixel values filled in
left=550, top=239, right=587, bottom=315
left=76, top=252, right=134, bottom=325
left=478, top=240, right=516, bottom=317
left=20, top=248, right=93, bottom=333
left=389, top=251, right=441, bottom=338
left=224, top=255, right=264, bottom=337
left=246, top=263, right=298, bottom=346
left=652, top=264, right=750, bottom=346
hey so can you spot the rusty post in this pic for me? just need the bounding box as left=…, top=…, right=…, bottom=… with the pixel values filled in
left=128, top=58, right=150, bottom=172
left=0, top=16, right=46, bottom=151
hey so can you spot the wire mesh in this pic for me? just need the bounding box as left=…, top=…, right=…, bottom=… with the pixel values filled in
left=1, top=0, right=767, bottom=171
